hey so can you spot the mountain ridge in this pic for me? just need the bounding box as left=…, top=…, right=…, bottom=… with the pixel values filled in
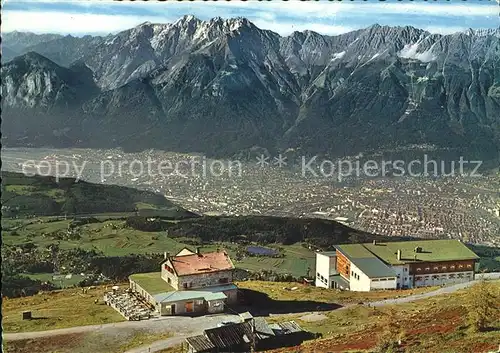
left=2, top=17, right=500, bottom=162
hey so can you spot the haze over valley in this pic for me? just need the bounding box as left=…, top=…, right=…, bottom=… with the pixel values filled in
left=3, top=147, right=499, bottom=247
left=2, top=4, right=500, bottom=353
left=2, top=18, right=500, bottom=164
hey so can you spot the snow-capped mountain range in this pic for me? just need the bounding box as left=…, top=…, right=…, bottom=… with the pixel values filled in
left=2, top=16, right=500, bottom=161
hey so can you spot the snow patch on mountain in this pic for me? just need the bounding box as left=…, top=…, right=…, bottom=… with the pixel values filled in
left=330, top=51, right=346, bottom=61
left=398, top=42, right=436, bottom=62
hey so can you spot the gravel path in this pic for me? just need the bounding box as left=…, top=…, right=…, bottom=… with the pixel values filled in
left=3, top=314, right=240, bottom=341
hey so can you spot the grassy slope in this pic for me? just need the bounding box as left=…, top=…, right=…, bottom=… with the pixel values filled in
left=4, top=330, right=173, bottom=353
left=2, top=284, right=125, bottom=332
left=2, top=280, right=434, bottom=333
left=4, top=281, right=498, bottom=353
left=1, top=171, right=195, bottom=218
left=2, top=217, right=315, bottom=276
left=236, top=280, right=436, bottom=305
left=269, top=281, right=500, bottom=353
left=4, top=218, right=498, bottom=278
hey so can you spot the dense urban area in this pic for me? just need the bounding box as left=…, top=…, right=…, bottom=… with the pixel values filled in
left=3, top=148, right=499, bottom=247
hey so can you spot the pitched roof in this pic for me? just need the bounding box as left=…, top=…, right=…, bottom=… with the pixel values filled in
left=331, top=274, right=350, bottom=289
left=153, top=290, right=227, bottom=303
left=204, top=321, right=253, bottom=349
left=129, top=272, right=175, bottom=295
left=336, top=244, right=375, bottom=260
left=186, top=335, right=215, bottom=352
left=254, top=317, right=275, bottom=339
left=185, top=318, right=303, bottom=352
left=269, top=321, right=304, bottom=335
left=335, top=244, right=396, bottom=278
left=176, top=247, right=196, bottom=256
left=170, top=250, right=234, bottom=276
left=363, top=239, right=479, bottom=265
left=317, top=251, right=337, bottom=257
left=351, top=257, right=396, bottom=278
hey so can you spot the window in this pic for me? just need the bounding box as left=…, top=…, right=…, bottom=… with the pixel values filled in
left=317, top=272, right=320, bottom=278
left=467, top=264, right=472, bottom=268
left=458, top=264, right=463, bottom=269
left=373, top=279, right=379, bottom=282
left=164, top=265, right=174, bottom=274
left=416, top=268, right=422, bottom=272
left=433, top=266, right=439, bottom=271
left=442, top=266, right=447, bottom=271
left=183, top=283, right=188, bottom=289
left=219, top=278, right=229, bottom=284
left=450, top=265, right=455, bottom=270
left=404, top=277, right=408, bottom=281
left=404, top=268, right=408, bottom=272
left=425, top=267, right=430, bottom=271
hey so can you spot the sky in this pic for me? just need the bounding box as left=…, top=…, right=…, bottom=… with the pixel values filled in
left=2, top=0, right=499, bottom=37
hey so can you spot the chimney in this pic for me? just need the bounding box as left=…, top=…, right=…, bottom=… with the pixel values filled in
left=397, top=249, right=402, bottom=261
left=196, top=248, right=202, bottom=257
left=164, top=252, right=170, bottom=260
left=373, top=240, right=377, bottom=246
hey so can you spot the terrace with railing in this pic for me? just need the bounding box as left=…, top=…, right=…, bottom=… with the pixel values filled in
left=104, top=289, right=154, bottom=321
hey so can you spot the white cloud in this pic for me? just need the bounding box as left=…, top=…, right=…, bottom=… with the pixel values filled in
left=153, top=1, right=497, bottom=18
left=2, top=1, right=497, bottom=36
left=379, top=3, right=497, bottom=17
left=2, top=10, right=176, bottom=34
left=252, top=20, right=355, bottom=36
left=1, top=7, right=354, bottom=36
left=423, top=26, right=469, bottom=35
left=6, top=0, right=497, bottom=18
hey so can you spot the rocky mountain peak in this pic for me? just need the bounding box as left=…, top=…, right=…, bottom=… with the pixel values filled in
left=465, top=27, right=500, bottom=38
left=7, top=51, right=59, bottom=71
left=177, top=14, right=200, bottom=23
left=2, top=19, right=499, bottom=162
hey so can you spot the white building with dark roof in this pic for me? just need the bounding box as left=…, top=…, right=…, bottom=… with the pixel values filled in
left=316, top=239, right=479, bottom=292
